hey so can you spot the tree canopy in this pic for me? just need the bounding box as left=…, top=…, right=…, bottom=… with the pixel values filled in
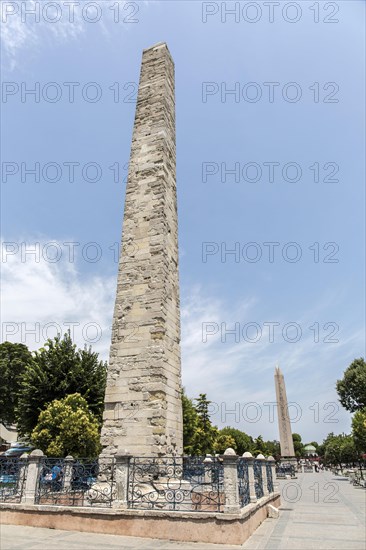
left=352, top=409, right=366, bottom=455
left=31, top=393, right=101, bottom=458
left=219, top=427, right=254, bottom=455
left=16, top=332, right=107, bottom=435
left=0, top=342, right=34, bottom=425
left=292, top=433, right=305, bottom=457
left=182, top=392, right=280, bottom=457
left=336, top=358, right=366, bottom=412
left=322, top=433, right=358, bottom=467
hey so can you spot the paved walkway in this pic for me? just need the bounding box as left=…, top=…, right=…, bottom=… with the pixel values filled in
left=1, top=471, right=365, bottom=549
left=243, top=470, right=365, bottom=549
left=0, top=525, right=239, bottom=550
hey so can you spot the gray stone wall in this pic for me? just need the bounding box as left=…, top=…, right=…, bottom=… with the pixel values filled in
left=101, top=43, right=183, bottom=456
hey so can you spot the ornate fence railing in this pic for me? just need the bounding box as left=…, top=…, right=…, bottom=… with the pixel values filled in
left=127, top=456, right=224, bottom=512
left=35, top=457, right=115, bottom=507
left=266, top=461, right=274, bottom=493
left=237, top=458, right=250, bottom=506
left=0, top=452, right=276, bottom=511
left=254, top=460, right=264, bottom=499
left=276, top=464, right=296, bottom=478
left=0, top=457, right=27, bottom=503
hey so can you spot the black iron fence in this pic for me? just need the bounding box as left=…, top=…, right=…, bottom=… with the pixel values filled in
left=35, top=457, right=115, bottom=507
left=127, top=456, right=224, bottom=512
left=266, top=461, right=274, bottom=493
left=0, top=454, right=275, bottom=510
left=276, top=464, right=296, bottom=478
left=0, top=456, right=27, bottom=503
left=254, top=460, right=264, bottom=499
left=237, top=458, right=250, bottom=507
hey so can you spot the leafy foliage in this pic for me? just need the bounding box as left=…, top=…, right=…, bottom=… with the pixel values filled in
left=214, top=433, right=236, bottom=454
left=252, top=435, right=267, bottom=456
left=31, top=393, right=101, bottom=458
left=322, top=433, right=358, bottom=466
left=0, top=342, right=34, bottom=425
left=352, top=409, right=366, bottom=454
left=16, top=332, right=107, bottom=435
left=292, top=433, right=305, bottom=458
left=263, top=439, right=281, bottom=459
left=193, top=393, right=218, bottom=455
left=219, top=427, right=254, bottom=455
left=182, top=390, right=200, bottom=454
left=336, top=358, right=366, bottom=412
left=182, top=392, right=279, bottom=457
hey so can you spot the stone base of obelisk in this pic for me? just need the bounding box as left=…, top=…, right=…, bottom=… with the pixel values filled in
left=278, top=457, right=298, bottom=478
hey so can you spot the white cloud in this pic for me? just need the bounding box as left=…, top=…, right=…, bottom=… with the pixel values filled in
left=1, top=0, right=142, bottom=71
left=180, top=284, right=361, bottom=443
left=1, top=236, right=361, bottom=444
left=1, top=1, right=86, bottom=71
left=1, top=237, right=115, bottom=358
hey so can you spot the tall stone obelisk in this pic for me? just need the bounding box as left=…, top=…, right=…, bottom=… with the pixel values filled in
left=101, top=43, right=183, bottom=457
left=274, top=366, right=295, bottom=458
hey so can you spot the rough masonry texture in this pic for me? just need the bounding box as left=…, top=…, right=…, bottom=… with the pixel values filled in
left=101, top=43, right=183, bottom=456
left=274, top=366, right=295, bottom=458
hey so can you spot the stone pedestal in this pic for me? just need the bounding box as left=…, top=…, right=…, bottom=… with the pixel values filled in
left=222, top=448, right=240, bottom=514
left=63, top=455, right=74, bottom=490
left=113, top=452, right=131, bottom=509
left=243, top=452, right=257, bottom=503
left=21, top=450, right=44, bottom=504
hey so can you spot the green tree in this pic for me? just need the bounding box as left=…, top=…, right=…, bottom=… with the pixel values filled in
left=252, top=435, right=267, bottom=456
left=16, top=332, right=107, bottom=435
left=323, top=434, right=344, bottom=467
left=323, top=433, right=358, bottom=471
left=219, top=427, right=254, bottom=455
left=352, top=409, right=366, bottom=454
left=336, top=358, right=366, bottom=412
left=340, top=436, right=358, bottom=464
left=318, top=432, right=334, bottom=460
left=182, top=390, right=200, bottom=455
left=214, top=433, right=236, bottom=454
left=264, top=440, right=281, bottom=459
left=0, top=342, right=34, bottom=425
left=31, top=393, right=101, bottom=458
left=292, top=433, right=304, bottom=457
left=195, top=394, right=212, bottom=432
left=194, top=394, right=218, bottom=455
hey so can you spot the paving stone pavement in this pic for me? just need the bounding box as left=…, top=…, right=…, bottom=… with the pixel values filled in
left=243, top=470, right=366, bottom=549
left=1, top=471, right=365, bottom=549
left=0, top=525, right=240, bottom=550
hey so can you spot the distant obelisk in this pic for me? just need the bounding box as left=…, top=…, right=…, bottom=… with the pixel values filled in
left=101, top=43, right=183, bottom=457
left=274, top=366, right=295, bottom=458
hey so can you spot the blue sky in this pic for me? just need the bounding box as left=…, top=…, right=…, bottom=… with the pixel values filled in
left=1, top=1, right=365, bottom=444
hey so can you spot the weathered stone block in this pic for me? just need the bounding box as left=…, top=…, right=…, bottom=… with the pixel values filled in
left=101, top=43, right=183, bottom=457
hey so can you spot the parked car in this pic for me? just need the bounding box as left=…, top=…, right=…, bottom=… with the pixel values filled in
left=4, top=445, right=34, bottom=457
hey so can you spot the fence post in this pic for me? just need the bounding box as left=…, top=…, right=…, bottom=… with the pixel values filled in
left=267, top=456, right=276, bottom=492
left=257, top=454, right=268, bottom=496
left=113, top=452, right=131, bottom=508
left=243, top=452, right=257, bottom=503
left=222, top=448, right=240, bottom=514
left=18, top=453, right=29, bottom=497
left=21, top=449, right=44, bottom=504
left=203, top=455, right=213, bottom=484
left=63, top=455, right=74, bottom=490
